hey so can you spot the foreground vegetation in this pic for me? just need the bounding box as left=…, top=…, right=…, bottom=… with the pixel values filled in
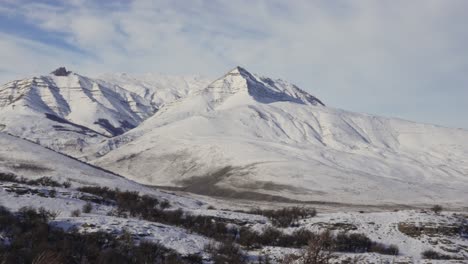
left=77, top=186, right=399, bottom=259
left=0, top=179, right=405, bottom=263
left=0, top=206, right=200, bottom=264
left=0, top=172, right=71, bottom=188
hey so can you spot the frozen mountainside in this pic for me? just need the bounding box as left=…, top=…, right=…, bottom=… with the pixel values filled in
left=0, top=68, right=212, bottom=156
left=0, top=68, right=155, bottom=136
left=92, top=67, right=468, bottom=207
left=97, top=72, right=212, bottom=108
left=0, top=132, right=202, bottom=209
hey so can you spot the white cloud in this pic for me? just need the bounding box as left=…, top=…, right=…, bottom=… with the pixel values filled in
left=0, top=33, right=90, bottom=81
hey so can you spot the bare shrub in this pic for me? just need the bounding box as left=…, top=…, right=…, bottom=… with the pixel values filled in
left=422, top=249, right=456, bottom=260
left=82, top=202, right=93, bottom=213
left=0, top=172, right=18, bottom=182
left=301, top=230, right=335, bottom=264
left=0, top=206, right=195, bottom=264
left=62, top=180, right=72, bottom=188
left=250, top=207, right=317, bottom=227
left=431, top=205, right=443, bottom=214
left=205, top=241, right=247, bottom=264
left=70, top=209, right=81, bottom=217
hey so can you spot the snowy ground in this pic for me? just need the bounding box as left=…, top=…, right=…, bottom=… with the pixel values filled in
left=1, top=179, right=466, bottom=262
left=288, top=211, right=468, bottom=260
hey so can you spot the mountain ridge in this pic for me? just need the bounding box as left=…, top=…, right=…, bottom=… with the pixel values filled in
left=85, top=68, right=468, bottom=206
left=1, top=67, right=467, bottom=206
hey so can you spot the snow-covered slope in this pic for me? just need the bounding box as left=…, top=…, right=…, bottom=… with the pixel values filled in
left=97, top=72, right=212, bottom=109
left=0, top=68, right=205, bottom=156
left=2, top=66, right=467, bottom=207
left=92, top=67, right=468, bottom=207
left=0, top=70, right=155, bottom=136
left=0, top=132, right=203, bottom=209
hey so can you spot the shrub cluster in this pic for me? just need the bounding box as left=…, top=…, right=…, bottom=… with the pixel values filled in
left=0, top=172, right=69, bottom=188
left=238, top=226, right=315, bottom=248
left=82, top=202, right=93, bottom=213
left=205, top=241, right=247, bottom=264
left=334, top=232, right=398, bottom=254
left=78, top=186, right=238, bottom=241
left=70, top=209, right=81, bottom=217
left=282, top=231, right=399, bottom=263
left=249, top=207, right=317, bottom=227
left=77, top=185, right=398, bottom=257
left=0, top=206, right=199, bottom=264
left=421, top=249, right=458, bottom=260
left=77, top=186, right=169, bottom=215
left=431, top=205, right=443, bottom=214
left=238, top=227, right=398, bottom=255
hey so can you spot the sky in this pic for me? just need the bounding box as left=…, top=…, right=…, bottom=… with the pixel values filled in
left=0, top=0, right=467, bottom=129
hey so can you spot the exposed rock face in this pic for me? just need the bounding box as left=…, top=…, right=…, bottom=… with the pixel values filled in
left=51, top=67, right=71, bottom=76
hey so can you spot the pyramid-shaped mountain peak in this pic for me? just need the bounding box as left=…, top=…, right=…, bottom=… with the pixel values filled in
left=226, top=66, right=254, bottom=79
left=206, top=67, right=324, bottom=106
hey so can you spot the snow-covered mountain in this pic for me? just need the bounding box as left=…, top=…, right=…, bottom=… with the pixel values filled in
left=1, top=67, right=468, bottom=261
left=1, top=66, right=467, bottom=207
left=0, top=68, right=210, bottom=156
left=89, top=67, right=468, bottom=207
left=0, top=131, right=202, bottom=208
left=97, top=72, right=212, bottom=108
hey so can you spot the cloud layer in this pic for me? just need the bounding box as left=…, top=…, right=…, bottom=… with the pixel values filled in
left=0, top=0, right=467, bottom=128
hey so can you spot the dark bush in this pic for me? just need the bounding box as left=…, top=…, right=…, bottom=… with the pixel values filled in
left=70, top=209, right=81, bottom=217
left=77, top=186, right=166, bottom=214
left=206, top=241, right=247, bottom=264
left=76, top=185, right=397, bottom=256
left=0, top=174, right=65, bottom=189
left=160, top=200, right=170, bottom=210
left=250, top=207, right=317, bottom=227
left=237, top=226, right=317, bottom=248
left=82, top=202, right=93, bottom=213
left=421, top=249, right=454, bottom=260
left=62, top=180, right=72, bottom=188
left=28, top=177, right=62, bottom=187
left=0, top=207, right=193, bottom=264
left=370, top=243, right=399, bottom=255
left=431, top=205, right=443, bottom=214
left=334, top=232, right=371, bottom=252
left=333, top=232, right=398, bottom=255
left=302, top=230, right=335, bottom=264
left=77, top=186, right=117, bottom=200
left=0, top=172, right=17, bottom=182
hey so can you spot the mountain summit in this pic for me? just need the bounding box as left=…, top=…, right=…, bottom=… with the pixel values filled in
left=204, top=66, right=324, bottom=106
